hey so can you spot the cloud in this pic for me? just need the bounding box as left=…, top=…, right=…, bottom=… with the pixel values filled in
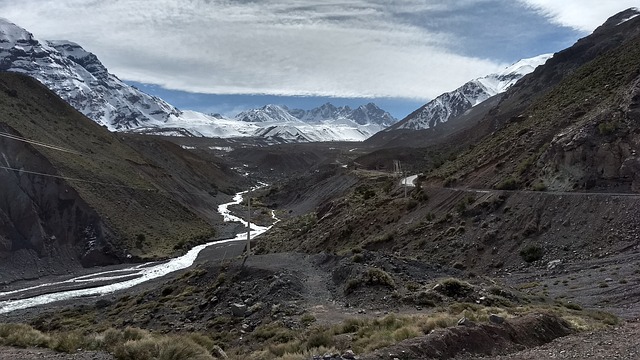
left=518, top=0, right=638, bottom=32
left=0, top=0, right=575, bottom=99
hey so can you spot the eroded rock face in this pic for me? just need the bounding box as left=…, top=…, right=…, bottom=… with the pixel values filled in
left=0, top=124, right=119, bottom=283
left=537, top=70, right=640, bottom=192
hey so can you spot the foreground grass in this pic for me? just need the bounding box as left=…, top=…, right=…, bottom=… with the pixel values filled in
left=0, top=324, right=215, bottom=360
left=0, top=299, right=618, bottom=360
left=244, top=302, right=618, bottom=360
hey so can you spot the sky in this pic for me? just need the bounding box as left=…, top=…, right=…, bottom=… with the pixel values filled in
left=0, top=0, right=636, bottom=119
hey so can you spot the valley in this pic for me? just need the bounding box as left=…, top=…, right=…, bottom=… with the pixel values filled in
left=0, top=6, right=640, bottom=360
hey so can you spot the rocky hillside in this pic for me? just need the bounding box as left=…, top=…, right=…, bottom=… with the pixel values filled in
left=257, top=9, right=640, bottom=265
left=387, top=54, right=551, bottom=131
left=0, top=72, right=243, bottom=283
left=429, top=7, right=640, bottom=192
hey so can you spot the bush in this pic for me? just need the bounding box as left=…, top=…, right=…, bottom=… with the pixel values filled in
left=495, top=177, right=519, bottom=190
left=0, top=323, right=50, bottom=348
left=300, top=314, right=317, bottom=326
left=52, top=332, right=84, bottom=353
left=598, top=121, right=617, bottom=135
left=157, top=338, right=213, bottom=360
left=532, top=182, right=547, bottom=191
left=520, top=245, right=544, bottom=262
left=364, top=268, right=395, bottom=288
left=434, top=278, right=474, bottom=298
left=306, top=331, right=333, bottom=349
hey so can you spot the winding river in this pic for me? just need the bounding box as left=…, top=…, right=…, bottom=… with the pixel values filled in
left=0, top=190, right=274, bottom=314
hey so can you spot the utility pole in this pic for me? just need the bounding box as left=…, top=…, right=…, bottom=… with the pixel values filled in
left=247, top=195, right=251, bottom=254
left=404, top=170, right=407, bottom=198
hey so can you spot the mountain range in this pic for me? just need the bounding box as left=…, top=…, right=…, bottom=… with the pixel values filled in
left=0, top=18, right=397, bottom=143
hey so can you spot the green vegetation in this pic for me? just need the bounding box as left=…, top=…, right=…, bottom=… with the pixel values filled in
left=598, top=121, right=617, bottom=135
left=0, top=324, right=214, bottom=360
left=434, top=278, right=474, bottom=298
left=520, top=245, right=544, bottom=263
left=495, top=177, right=519, bottom=190
left=345, top=267, right=396, bottom=294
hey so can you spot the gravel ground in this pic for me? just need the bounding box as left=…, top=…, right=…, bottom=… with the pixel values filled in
left=0, top=347, right=113, bottom=360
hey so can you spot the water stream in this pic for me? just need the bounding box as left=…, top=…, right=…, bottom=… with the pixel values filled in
left=0, top=189, right=274, bottom=314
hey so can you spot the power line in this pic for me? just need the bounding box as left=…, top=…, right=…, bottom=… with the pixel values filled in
left=0, top=131, right=82, bottom=155
left=0, top=165, right=154, bottom=190
left=0, top=164, right=218, bottom=197
left=0, top=129, right=223, bottom=197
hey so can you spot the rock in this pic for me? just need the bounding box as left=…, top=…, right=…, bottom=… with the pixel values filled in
left=212, top=345, right=228, bottom=359
left=230, top=303, right=248, bottom=317
left=489, top=314, right=505, bottom=324
left=547, top=259, right=562, bottom=270
left=457, top=317, right=475, bottom=327
left=342, top=350, right=356, bottom=359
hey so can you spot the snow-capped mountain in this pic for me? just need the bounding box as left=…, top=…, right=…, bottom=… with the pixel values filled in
left=388, top=54, right=552, bottom=131
left=228, top=103, right=397, bottom=142
left=0, top=18, right=182, bottom=130
left=293, top=102, right=396, bottom=127
left=236, top=104, right=300, bottom=123
left=0, top=18, right=396, bottom=143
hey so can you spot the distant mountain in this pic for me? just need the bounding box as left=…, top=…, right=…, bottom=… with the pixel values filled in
left=236, top=104, right=301, bottom=123
left=0, top=18, right=397, bottom=143
left=290, top=102, right=396, bottom=127
left=0, top=18, right=182, bottom=130
left=388, top=54, right=552, bottom=131
left=229, top=102, right=397, bottom=142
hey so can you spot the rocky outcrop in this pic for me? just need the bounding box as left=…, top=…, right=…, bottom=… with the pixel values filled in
left=0, top=124, right=119, bottom=283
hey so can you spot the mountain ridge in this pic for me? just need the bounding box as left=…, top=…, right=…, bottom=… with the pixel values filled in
left=388, top=54, right=552, bottom=132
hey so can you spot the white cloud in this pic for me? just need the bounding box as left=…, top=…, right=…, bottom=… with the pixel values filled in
left=0, top=1, right=519, bottom=99
left=518, top=0, right=638, bottom=32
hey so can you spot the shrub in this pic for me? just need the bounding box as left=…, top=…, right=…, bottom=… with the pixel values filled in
left=364, top=268, right=395, bottom=288
left=495, top=177, right=519, bottom=190
left=52, top=332, right=84, bottom=353
left=306, top=331, right=333, bottom=349
left=520, top=245, right=544, bottom=262
left=532, top=182, right=547, bottom=191
left=157, top=338, right=213, bottom=360
left=0, top=323, right=50, bottom=348
left=598, top=121, right=617, bottom=135
left=434, top=278, right=474, bottom=298
left=300, top=314, right=317, bottom=326
left=114, top=338, right=158, bottom=360
left=406, top=199, right=419, bottom=210
left=344, top=279, right=363, bottom=294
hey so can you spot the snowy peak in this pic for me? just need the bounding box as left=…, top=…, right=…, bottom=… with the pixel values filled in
left=476, top=54, right=552, bottom=97
left=0, top=18, right=35, bottom=45
left=350, top=103, right=396, bottom=126
left=390, top=53, right=551, bottom=131
left=222, top=102, right=397, bottom=143
left=293, top=102, right=396, bottom=127
left=0, top=18, right=182, bottom=130
left=600, top=7, right=640, bottom=29
left=235, top=104, right=301, bottom=123
left=47, top=40, right=110, bottom=81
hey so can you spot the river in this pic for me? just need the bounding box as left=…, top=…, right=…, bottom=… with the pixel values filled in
left=0, top=189, right=274, bottom=314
